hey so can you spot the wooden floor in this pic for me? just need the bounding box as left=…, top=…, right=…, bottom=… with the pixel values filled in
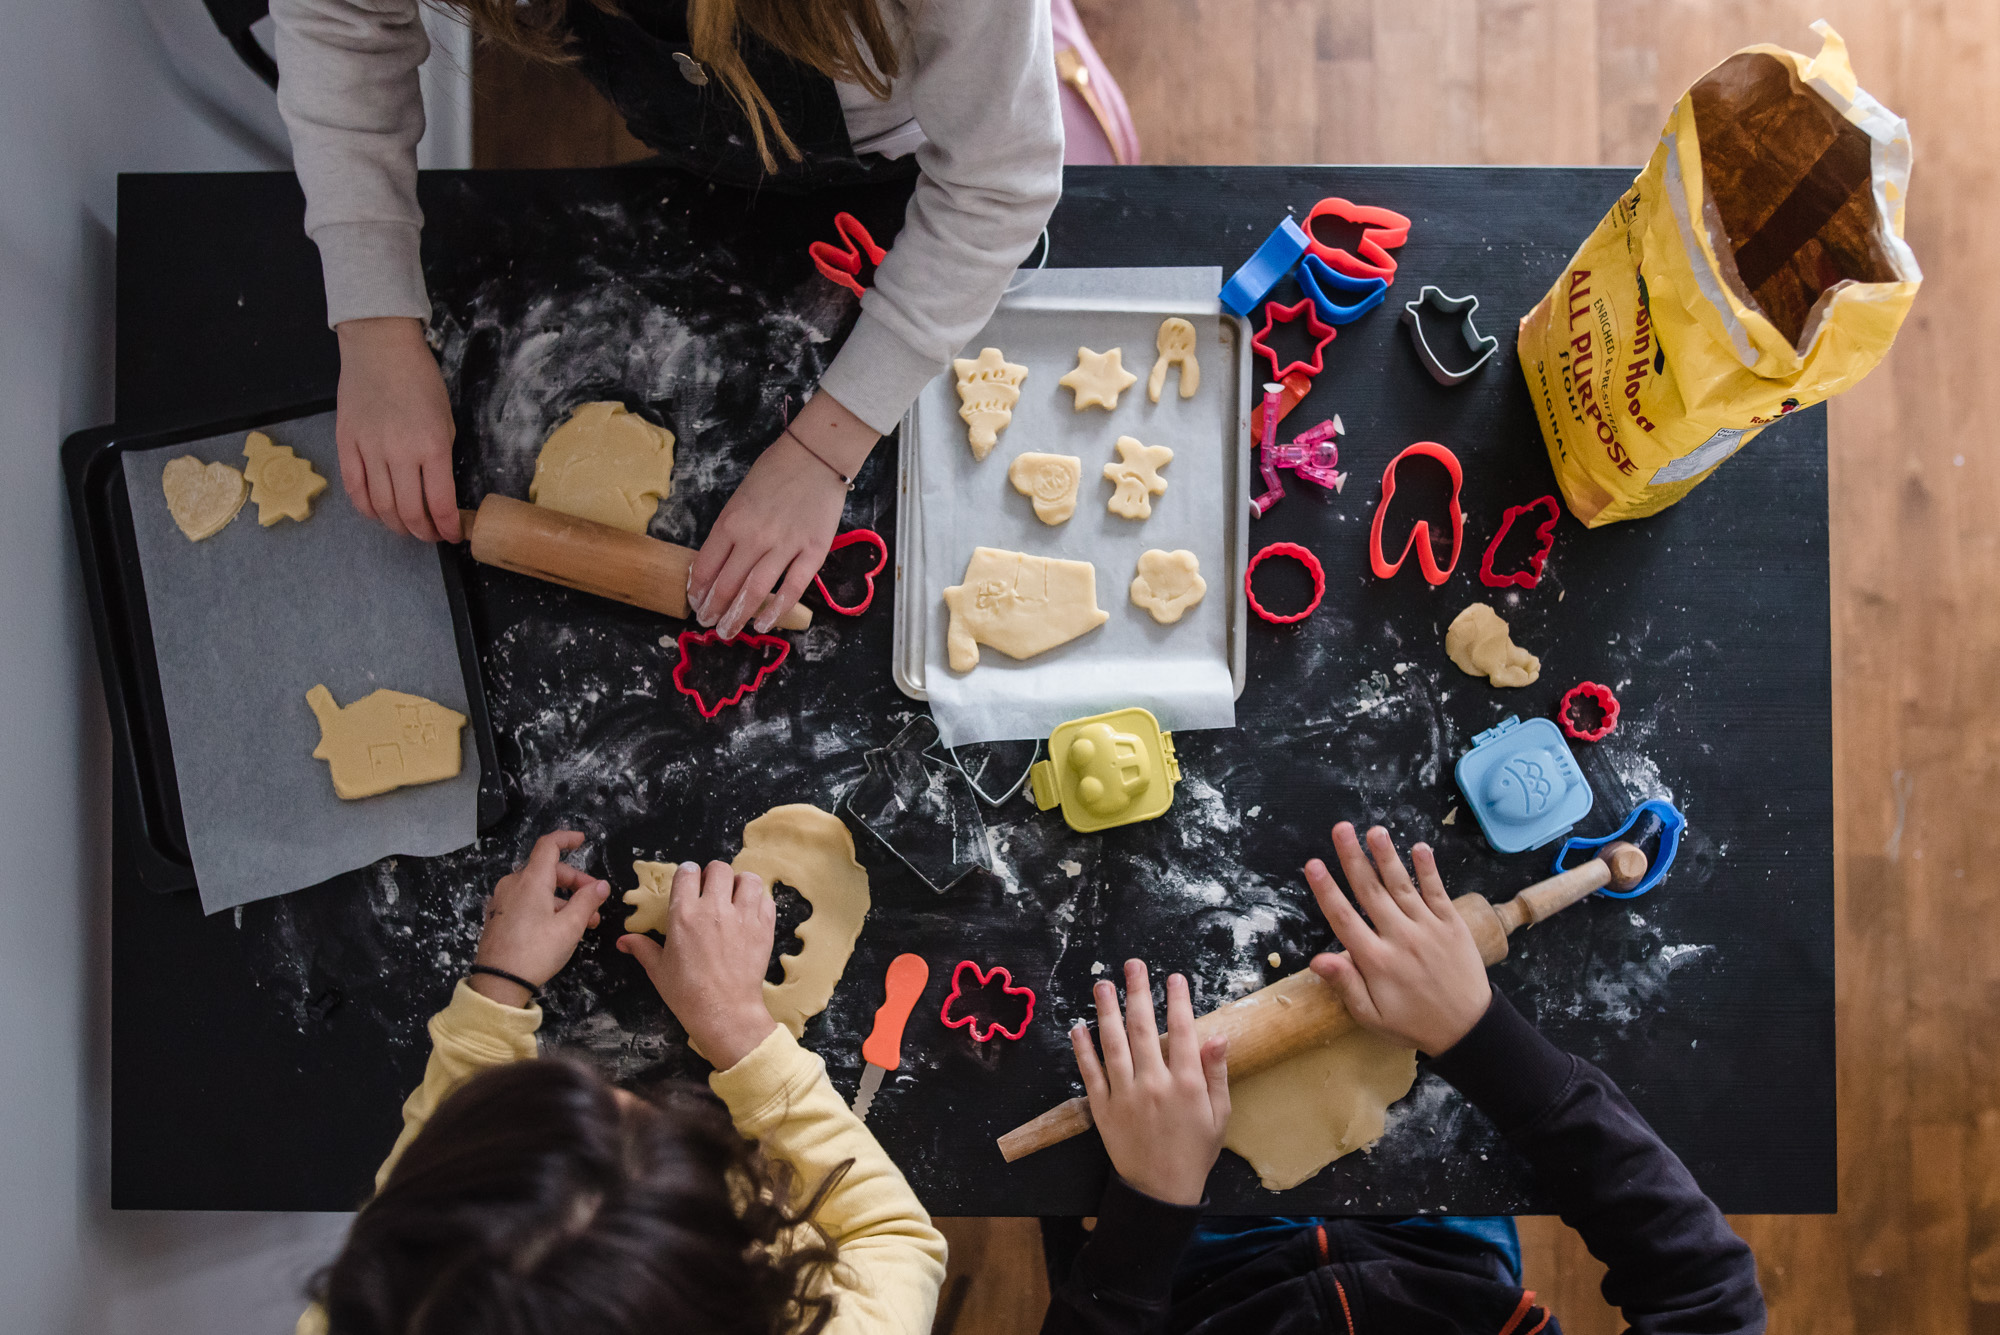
left=473, top=3, right=1997, bottom=1328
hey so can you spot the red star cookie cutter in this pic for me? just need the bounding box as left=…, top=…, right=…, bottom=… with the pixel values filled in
left=1251, top=299, right=1337, bottom=381
left=1246, top=541, right=1326, bottom=624
left=813, top=527, right=886, bottom=616
left=671, top=629, right=790, bottom=718
left=1303, top=197, right=1412, bottom=285
left=1368, top=441, right=1463, bottom=585
left=1558, top=681, right=1621, bottom=743
left=1478, top=495, right=1561, bottom=590
left=811, top=212, right=887, bottom=299
left=939, top=960, right=1036, bottom=1042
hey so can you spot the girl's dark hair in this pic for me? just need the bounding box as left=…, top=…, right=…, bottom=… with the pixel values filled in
left=313, top=1058, right=847, bottom=1334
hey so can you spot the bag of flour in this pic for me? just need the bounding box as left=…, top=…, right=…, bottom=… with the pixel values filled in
left=1519, top=21, right=1920, bottom=526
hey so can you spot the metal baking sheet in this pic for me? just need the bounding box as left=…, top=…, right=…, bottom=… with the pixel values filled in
left=894, top=267, right=1249, bottom=746
left=119, top=411, right=480, bottom=913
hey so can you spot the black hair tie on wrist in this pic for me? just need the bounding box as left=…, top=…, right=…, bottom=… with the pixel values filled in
left=467, top=964, right=542, bottom=1003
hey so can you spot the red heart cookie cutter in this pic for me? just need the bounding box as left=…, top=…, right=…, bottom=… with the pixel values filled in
left=813, top=527, right=887, bottom=616
left=939, top=959, right=1035, bottom=1043
left=1251, top=299, right=1337, bottom=381
left=1558, top=680, right=1621, bottom=743
left=671, top=629, right=790, bottom=718
left=1368, top=441, right=1463, bottom=585
left=1478, top=495, right=1561, bottom=590
left=811, top=212, right=887, bottom=299
left=1304, top=197, right=1412, bottom=285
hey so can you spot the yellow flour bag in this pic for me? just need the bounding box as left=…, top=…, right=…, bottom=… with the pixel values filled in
left=1519, top=22, right=1920, bottom=526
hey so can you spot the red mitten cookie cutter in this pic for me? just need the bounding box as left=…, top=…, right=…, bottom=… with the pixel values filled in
left=1251, top=299, right=1337, bottom=381
left=1369, top=441, right=1463, bottom=585
left=811, top=212, right=887, bottom=299
left=1246, top=542, right=1326, bottom=624
left=1478, top=495, right=1560, bottom=590
left=1558, top=681, right=1621, bottom=743
left=671, top=629, right=790, bottom=718
left=813, top=527, right=887, bottom=616
left=939, top=960, right=1035, bottom=1042
left=1303, top=197, right=1412, bottom=284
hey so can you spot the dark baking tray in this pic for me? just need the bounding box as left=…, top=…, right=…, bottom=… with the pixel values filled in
left=63, top=399, right=507, bottom=895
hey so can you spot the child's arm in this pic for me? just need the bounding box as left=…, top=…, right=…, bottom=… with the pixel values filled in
left=619, top=862, right=947, bottom=1335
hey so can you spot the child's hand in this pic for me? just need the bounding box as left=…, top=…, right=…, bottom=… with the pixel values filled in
left=471, top=829, right=612, bottom=1006
left=1070, top=960, right=1230, bottom=1206
left=1306, top=823, right=1491, bottom=1056
left=616, top=861, right=778, bottom=1069
left=334, top=316, right=461, bottom=544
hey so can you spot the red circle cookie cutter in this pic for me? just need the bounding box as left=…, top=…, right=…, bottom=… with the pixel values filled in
left=1251, top=298, right=1337, bottom=381
left=670, top=629, right=791, bottom=718
left=813, top=527, right=887, bottom=616
left=1245, top=542, right=1325, bottom=624
left=1303, top=197, right=1412, bottom=284
left=1368, top=441, right=1463, bottom=586
left=1478, top=495, right=1561, bottom=590
left=939, top=960, right=1036, bottom=1043
left=1558, top=681, right=1621, bottom=742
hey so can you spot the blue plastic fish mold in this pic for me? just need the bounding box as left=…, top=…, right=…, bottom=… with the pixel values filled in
left=1454, top=716, right=1593, bottom=854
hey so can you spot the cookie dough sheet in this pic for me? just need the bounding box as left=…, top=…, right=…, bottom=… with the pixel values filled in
left=911, top=267, right=1244, bottom=747
left=120, top=411, right=479, bottom=913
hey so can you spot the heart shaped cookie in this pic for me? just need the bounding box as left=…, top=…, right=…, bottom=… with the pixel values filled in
left=813, top=528, right=888, bottom=615
left=161, top=455, right=248, bottom=542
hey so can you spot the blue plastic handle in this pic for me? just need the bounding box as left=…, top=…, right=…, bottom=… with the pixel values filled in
left=1220, top=218, right=1311, bottom=318
left=1295, top=253, right=1390, bottom=324
left=1550, top=798, right=1685, bottom=899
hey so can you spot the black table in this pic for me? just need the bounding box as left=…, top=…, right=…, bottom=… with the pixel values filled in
left=106, top=165, right=1833, bottom=1215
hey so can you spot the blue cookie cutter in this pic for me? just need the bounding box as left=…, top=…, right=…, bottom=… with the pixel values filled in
left=1454, top=716, right=1593, bottom=854
left=1220, top=218, right=1311, bottom=318
left=1550, top=799, right=1685, bottom=899
left=1296, top=253, right=1390, bottom=325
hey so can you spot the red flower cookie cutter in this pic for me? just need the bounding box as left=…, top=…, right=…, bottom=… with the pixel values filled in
left=1558, top=681, right=1621, bottom=743
left=1369, top=442, right=1463, bottom=586
left=1303, top=197, right=1412, bottom=285
left=813, top=527, right=886, bottom=616
left=810, top=212, right=887, bottom=299
left=1478, top=495, right=1560, bottom=590
left=1246, top=542, right=1326, bottom=624
left=671, top=629, right=791, bottom=718
left=939, top=960, right=1036, bottom=1042
left=1251, top=299, right=1337, bottom=381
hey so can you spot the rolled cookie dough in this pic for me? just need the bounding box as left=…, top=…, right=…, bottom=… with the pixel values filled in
left=624, top=859, right=677, bottom=935
left=528, top=401, right=676, bottom=533
left=305, top=684, right=467, bottom=800
left=1445, top=602, right=1541, bottom=687
left=1059, top=346, right=1138, bottom=411
left=1147, top=317, right=1200, bottom=402
left=954, top=347, right=1029, bottom=460
left=242, top=430, right=329, bottom=526
left=1008, top=452, right=1083, bottom=524
left=1129, top=549, right=1206, bottom=624
left=1104, top=436, right=1173, bottom=519
left=1223, top=1027, right=1418, bottom=1191
left=161, top=455, right=247, bottom=542
left=943, top=547, right=1109, bottom=672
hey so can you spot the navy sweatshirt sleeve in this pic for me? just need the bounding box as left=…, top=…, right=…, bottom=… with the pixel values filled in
left=1039, top=1174, right=1202, bottom=1334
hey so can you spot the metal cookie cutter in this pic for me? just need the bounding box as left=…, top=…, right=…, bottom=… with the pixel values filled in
left=1478, top=495, right=1560, bottom=590
left=1219, top=217, right=1311, bottom=318
left=1303, top=197, right=1411, bottom=283
left=1252, top=298, right=1337, bottom=381
left=1551, top=799, right=1685, bottom=899
left=1029, top=707, right=1180, bottom=833
left=1401, top=286, right=1499, bottom=385
left=840, top=714, right=1035, bottom=893
left=811, top=212, right=887, bottom=299
left=1368, top=441, right=1463, bottom=585
left=1296, top=253, right=1390, bottom=325
left=671, top=629, right=790, bottom=718
left=940, top=960, right=1036, bottom=1042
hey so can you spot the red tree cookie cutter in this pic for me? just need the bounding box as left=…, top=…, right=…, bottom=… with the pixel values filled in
left=1246, top=542, right=1326, bottom=624
left=939, top=960, right=1036, bottom=1042
left=1478, top=495, right=1561, bottom=590
left=813, top=527, right=887, bottom=616
left=1369, top=442, right=1463, bottom=585
left=671, top=629, right=791, bottom=718
left=811, top=212, right=887, bottom=298
left=1558, top=681, right=1621, bottom=743
left=1251, top=299, right=1337, bottom=381
left=1303, top=197, right=1412, bottom=285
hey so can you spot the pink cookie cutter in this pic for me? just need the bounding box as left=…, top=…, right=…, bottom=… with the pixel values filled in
left=671, top=629, right=790, bottom=718
left=939, top=960, right=1036, bottom=1042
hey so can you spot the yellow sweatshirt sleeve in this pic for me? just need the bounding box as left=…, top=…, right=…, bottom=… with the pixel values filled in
left=710, top=1026, right=949, bottom=1335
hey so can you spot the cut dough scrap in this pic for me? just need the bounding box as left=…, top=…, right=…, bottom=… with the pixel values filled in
left=1104, top=436, right=1174, bottom=519
left=734, top=805, right=871, bottom=1038
left=1445, top=602, right=1541, bottom=687
left=161, top=455, right=247, bottom=542
left=305, top=684, right=467, bottom=800
left=528, top=401, right=676, bottom=533
left=624, top=860, right=676, bottom=935
left=1008, top=452, right=1083, bottom=524
left=242, top=430, right=329, bottom=526
left=943, top=546, right=1109, bottom=673
left=1147, top=317, right=1201, bottom=402
left=1223, top=1028, right=1419, bottom=1191
left=954, top=347, right=1029, bottom=460
left=1059, top=346, right=1138, bottom=411
left=1130, top=549, right=1207, bottom=624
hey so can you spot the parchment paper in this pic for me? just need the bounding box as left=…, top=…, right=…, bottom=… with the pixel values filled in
left=121, top=412, right=479, bottom=913
left=915, top=268, right=1239, bottom=747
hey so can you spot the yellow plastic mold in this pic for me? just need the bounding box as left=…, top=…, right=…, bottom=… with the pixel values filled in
left=1028, top=707, right=1180, bottom=833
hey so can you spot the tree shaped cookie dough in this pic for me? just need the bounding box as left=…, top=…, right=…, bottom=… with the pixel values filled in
left=1130, top=549, right=1207, bottom=624
left=953, top=347, right=1029, bottom=460
left=943, top=546, right=1109, bottom=672
left=528, top=401, right=676, bottom=533
left=1059, top=346, right=1139, bottom=410
left=1007, top=452, right=1083, bottom=524
left=1445, top=602, right=1541, bottom=687
left=1103, top=436, right=1174, bottom=519
left=241, top=430, right=329, bottom=526
left=305, top=684, right=467, bottom=799
left=1147, top=317, right=1201, bottom=402
left=161, top=455, right=247, bottom=542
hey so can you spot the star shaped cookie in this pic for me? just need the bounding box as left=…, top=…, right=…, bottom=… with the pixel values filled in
left=1059, top=346, right=1139, bottom=411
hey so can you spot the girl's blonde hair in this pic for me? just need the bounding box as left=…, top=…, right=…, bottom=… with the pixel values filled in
left=446, top=0, right=900, bottom=172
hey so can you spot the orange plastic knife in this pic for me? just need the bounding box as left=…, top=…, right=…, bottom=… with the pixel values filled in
left=852, top=953, right=929, bottom=1122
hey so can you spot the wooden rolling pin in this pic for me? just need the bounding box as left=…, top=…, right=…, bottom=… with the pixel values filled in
left=457, top=495, right=812, bottom=632
left=996, top=842, right=1647, bottom=1163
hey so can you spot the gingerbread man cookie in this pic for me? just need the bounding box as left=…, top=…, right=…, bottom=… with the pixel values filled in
left=1103, top=436, right=1174, bottom=519
left=1059, top=346, right=1139, bottom=411
left=1147, top=317, right=1201, bottom=402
